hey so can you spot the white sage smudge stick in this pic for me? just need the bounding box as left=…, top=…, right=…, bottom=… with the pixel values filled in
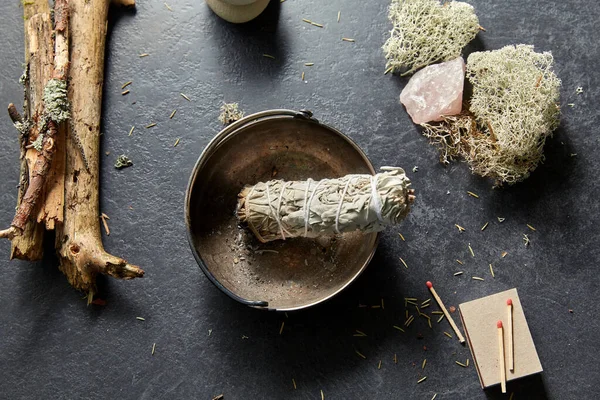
left=237, top=168, right=415, bottom=243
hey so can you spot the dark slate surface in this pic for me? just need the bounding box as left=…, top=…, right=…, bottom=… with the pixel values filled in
left=0, top=1, right=598, bottom=399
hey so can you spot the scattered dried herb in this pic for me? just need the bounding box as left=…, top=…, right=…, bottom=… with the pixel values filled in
left=100, top=213, right=110, bottom=235
left=302, top=18, right=323, bottom=27
left=115, top=155, right=133, bottom=169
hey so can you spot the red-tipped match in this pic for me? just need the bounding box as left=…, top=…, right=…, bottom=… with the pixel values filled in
left=426, top=281, right=433, bottom=288
left=507, top=298, right=513, bottom=306
left=497, top=320, right=503, bottom=328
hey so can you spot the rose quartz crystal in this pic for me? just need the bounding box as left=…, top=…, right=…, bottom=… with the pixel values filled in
left=400, top=57, right=466, bottom=124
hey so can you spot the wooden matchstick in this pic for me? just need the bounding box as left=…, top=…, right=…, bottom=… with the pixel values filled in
left=426, top=281, right=465, bottom=343
left=507, top=299, right=514, bottom=371
left=498, top=320, right=506, bottom=393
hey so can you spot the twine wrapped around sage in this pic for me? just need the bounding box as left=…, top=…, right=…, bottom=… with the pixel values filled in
left=237, top=167, right=415, bottom=243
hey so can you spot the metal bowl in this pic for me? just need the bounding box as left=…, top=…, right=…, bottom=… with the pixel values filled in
left=185, top=110, right=378, bottom=310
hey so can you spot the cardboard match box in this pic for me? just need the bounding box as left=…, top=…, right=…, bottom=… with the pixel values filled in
left=459, top=288, right=542, bottom=389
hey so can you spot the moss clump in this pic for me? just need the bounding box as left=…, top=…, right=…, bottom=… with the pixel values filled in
left=383, top=0, right=480, bottom=76
left=114, top=155, right=133, bottom=169
left=43, top=78, right=70, bottom=123
left=422, top=45, right=561, bottom=185
left=218, top=102, right=244, bottom=125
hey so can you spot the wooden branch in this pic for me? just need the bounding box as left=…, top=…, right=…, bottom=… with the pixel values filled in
left=8, top=2, right=68, bottom=241
left=56, top=0, right=143, bottom=299
left=0, top=227, right=18, bottom=240
left=3, top=0, right=143, bottom=298
left=9, top=9, right=54, bottom=260
left=36, top=0, right=69, bottom=230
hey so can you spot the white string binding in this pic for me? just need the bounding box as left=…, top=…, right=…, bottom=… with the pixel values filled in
left=335, top=175, right=356, bottom=234
left=302, top=178, right=312, bottom=236
left=369, top=174, right=384, bottom=223
left=275, top=181, right=291, bottom=240
left=305, top=179, right=327, bottom=237
left=265, top=181, right=287, bottom=240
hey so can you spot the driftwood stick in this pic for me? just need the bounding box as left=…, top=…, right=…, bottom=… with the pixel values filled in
left=8, top=6, right=53, bottom=259
left=36, top=0, right=69, bottom=230
left=56, top=0, right=143, bottom=298
left=3, top=0, right=142, bottom=298
left=0, top=227, right=18, bottom=240
left=8, top=0, right=69, bottom=234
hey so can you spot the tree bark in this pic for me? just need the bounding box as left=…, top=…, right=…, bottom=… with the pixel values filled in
left=8, top=2, right=54, bottom=259
left=56, top=0, right=143, bottom=299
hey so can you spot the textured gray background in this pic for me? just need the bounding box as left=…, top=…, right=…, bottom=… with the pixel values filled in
left=0, top=1, right=598, bottom=399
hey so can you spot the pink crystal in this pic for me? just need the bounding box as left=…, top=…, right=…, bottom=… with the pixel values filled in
left=400, top=57, right=466, bottom=124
